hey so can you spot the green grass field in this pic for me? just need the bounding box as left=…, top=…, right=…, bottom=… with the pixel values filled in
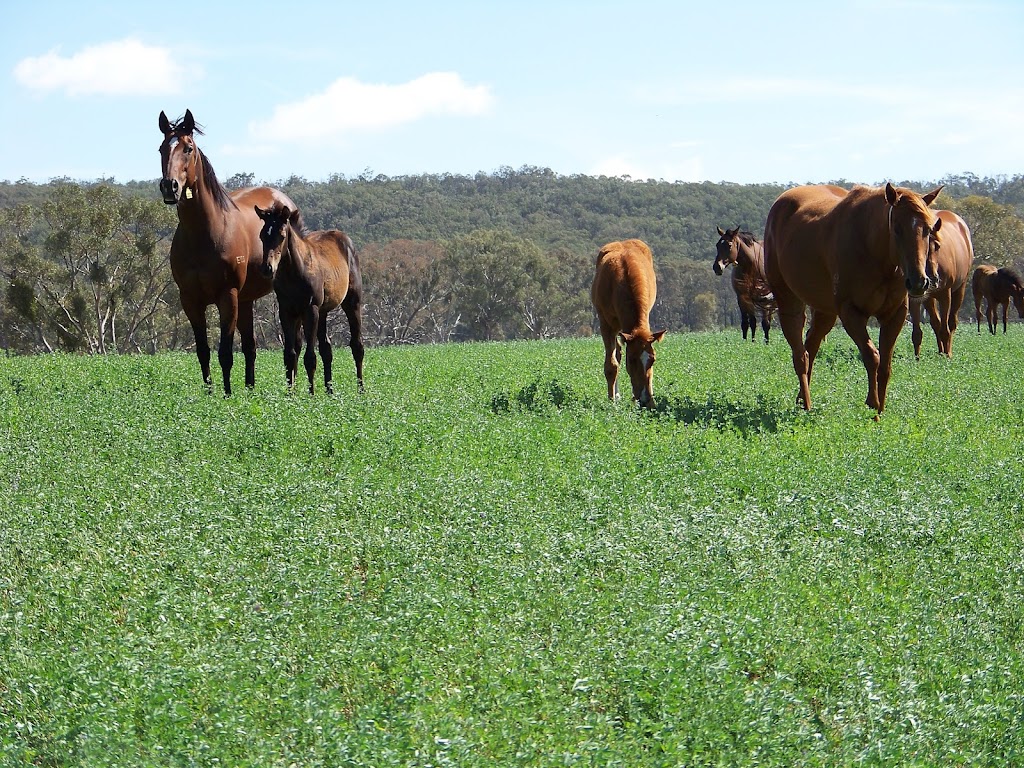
left=2, top=327, right=1023, bottom=767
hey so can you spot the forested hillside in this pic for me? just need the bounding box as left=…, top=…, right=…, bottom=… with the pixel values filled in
left=2, top=168, right=1023, bottom=353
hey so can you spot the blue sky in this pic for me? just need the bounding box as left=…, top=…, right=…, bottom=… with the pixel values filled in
left=3, top=1, right=1023, bottom=186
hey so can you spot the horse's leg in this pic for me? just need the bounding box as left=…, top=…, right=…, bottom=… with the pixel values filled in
left=909, top=299, right=924, bottom=359
left=804, top=310, right=837, bottom=389
left=341, top=293, right=365, bottom=391
left=946, top=284, right=966, bottom=356
left=735, top=296, right=748, bottom=339
left=599, top=320, right=620, bottom=400
left=303, top=306, right=319, bottom=395
left=181, top=295, right=212, bottom=390
left=838, top=302, right=882, bottom=412
left=988, top=300, right=998, bottom=334
left=874, top=307, right=906, bottom=415
left=776, top=297, right=811, bottom=409
left=929, top=293, right=950, bottom=357
left=1001, top=299, right=1009, bottom=333
left=281, top=310, right=299, bottom=391
left=317, top=310, right=335, bottom=395
left=238, top=299, right=257, bottom=389
left=215, top=289, right=240, bottom=396
left=760, top=308, right=771, bottom=344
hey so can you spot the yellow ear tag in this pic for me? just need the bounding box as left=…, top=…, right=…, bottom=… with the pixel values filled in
left=185, top=187, right=193, bottom=199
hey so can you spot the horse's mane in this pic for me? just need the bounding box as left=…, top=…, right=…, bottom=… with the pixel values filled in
left=998, top=266, right=1024, bottom=289
left=196, top=147, right=236, bottom=212
left=737, top=230, right=759, bottom=247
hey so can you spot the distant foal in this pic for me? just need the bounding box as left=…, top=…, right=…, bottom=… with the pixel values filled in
left=255, top=202, right=365, bottom=394
left=591, top=239, right=666, bottom=408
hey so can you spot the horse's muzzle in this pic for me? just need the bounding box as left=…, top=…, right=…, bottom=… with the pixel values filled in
left=713, top=262, right=724, bottom=276
left=159, top=178, right=180, bottom=205
left=905, top=275, right=932, bottom=298
left=260, top=263, right=275, bottom=280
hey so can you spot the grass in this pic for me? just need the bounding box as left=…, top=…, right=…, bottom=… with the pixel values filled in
left=1, top=326, right=1023, bottom=766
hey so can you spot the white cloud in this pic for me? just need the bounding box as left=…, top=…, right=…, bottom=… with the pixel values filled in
left=14, top=38, right=188, bottom=96
left=251, top=72, right=494, bottom=143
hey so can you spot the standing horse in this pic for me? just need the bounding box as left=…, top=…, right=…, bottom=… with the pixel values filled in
left=972, top=264, right=1024, bottom=334
left=159, top=109, right=299, bottom=395
left=591, top=239, right=666, bottom=408
left=255, top=202, right=364, bottom=394
left=712, top=226, right=776, bottom=343
left=764, top=182, right=942, bottom=415
left=908, top=209, right=974, bottom=358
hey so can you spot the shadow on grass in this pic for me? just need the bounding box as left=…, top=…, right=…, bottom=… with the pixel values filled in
left=490, top=378, right=585, bottom=413
left=651, top=392, right=796, bottom=435
left=491, top=377, right=796, bottom=435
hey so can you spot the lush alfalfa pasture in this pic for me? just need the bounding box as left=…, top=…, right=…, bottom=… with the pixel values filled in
left=1, top=328, right=1023, bottom=767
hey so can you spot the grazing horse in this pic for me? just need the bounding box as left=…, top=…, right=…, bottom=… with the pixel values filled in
left=712, top=226, right=776, bottom=343
left=764, top=182, right=942, bottom=415
left=908, top=210, right=974, bottom=358
left=973, top=264, right=1024, bottom=334
left=159, top=109, right=299, bottom=395
left=591, top=239, right=666, bottom=408
left=255, top=202, right=365, bottom=394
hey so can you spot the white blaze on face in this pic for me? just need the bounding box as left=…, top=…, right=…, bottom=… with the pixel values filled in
left=641, top=350, right=652, bottom=370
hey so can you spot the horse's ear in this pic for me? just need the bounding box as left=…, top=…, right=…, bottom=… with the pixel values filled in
left=287, top=206, right=301, bottom=226
left=931, top=216, right=942, bottom=235
left=652, top=329, right=667, bottom=343
left=181, top=109, right=195, bottom=135
left=922, top=185, right=944, bottom=206
left=159, top=110, right=171, bottom=134
left=254, top=205, right=267, bottom=219
left=884, top=182, right=899, bottom=205
left=717, top=226, right=725, bottom=236
left=620, top=331, right=634, bottom=344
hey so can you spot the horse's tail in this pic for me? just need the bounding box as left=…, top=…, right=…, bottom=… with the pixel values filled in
left=342, top=232, right=362, bottom=304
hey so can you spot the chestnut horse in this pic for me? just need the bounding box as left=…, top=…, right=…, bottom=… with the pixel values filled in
left=591, top=239, right=666, bottom=408
left=764, top=183, right=942, bottom=415
left=908, top=209, right=974, bottom=358
left=159, top=109, right=299, bottom=395
left=255, top=202, right=364, bottom=394
left=713, top=226, right=776, bottom=343
left=972, top=264, right=1024, bottom=333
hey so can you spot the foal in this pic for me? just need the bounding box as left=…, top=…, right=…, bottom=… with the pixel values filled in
left=255, top=203, right=365, bottom=393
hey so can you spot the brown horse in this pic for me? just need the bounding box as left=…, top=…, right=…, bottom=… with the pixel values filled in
left=255, top=202, right=364, bottom=394
left=159, top=109, right=299, bottom=395
left=973, top=264, right=1024, bottom=334
left=764, top=182, right=942, bottom=415
left=713, top=226, right=776, bottom=343
left=908, top=209, right=974, bottom=358
left=591, top=239, right=666, bottom=408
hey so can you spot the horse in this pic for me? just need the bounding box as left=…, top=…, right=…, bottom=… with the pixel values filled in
left=908, top=209, right=974, bottom=358
left=255, top=201, right=364, bottom=394
left=591, top=239, right=666, bottom=408
left=764, top=182, right=943, bottom=415
left=712, top=226, right=776, bottom=343
left=159, top=109, right=299, bottom=395
left=972, top=264, right=1024, bottom=334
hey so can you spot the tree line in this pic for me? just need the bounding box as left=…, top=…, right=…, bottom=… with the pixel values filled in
left=2, top=169, right=1023, bottom=354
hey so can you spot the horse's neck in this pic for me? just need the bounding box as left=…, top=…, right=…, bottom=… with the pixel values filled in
left=736, top=241, right=763, bottom=272
left=176, top=158, right=229, bottom=240
left=281, top=228, right=314, bottom=279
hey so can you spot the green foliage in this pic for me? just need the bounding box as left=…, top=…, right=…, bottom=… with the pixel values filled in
left=3, top=171, right=1024, bottom=353
left=2, top=330, right=1023, bottom=765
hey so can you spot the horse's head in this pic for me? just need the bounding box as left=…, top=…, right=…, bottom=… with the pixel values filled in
left=255, top=202, right=299, bottom=280
left=1004, top=269, right=1024, bottom=318
left=158, top=109, right=202, bottom=205
left=885, top=182, right=943, bottom=298
left=713, top=226, right=740, bottom=275
left=619, top=328, right=667, bottom=408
